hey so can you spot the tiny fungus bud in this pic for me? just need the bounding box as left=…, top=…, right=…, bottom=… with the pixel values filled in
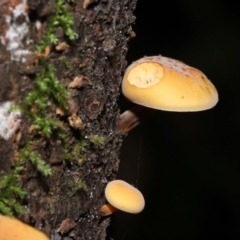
left=100, top=180, right=145, bottom=215
left=0, top=215, right=49, bottom=240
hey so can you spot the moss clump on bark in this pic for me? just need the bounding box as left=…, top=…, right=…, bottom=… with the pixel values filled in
left=88, top=135, right=106, bottom=149
left=0, top=0, right=76, bottom=217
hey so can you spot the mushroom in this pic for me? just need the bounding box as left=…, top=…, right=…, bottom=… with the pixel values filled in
left=0, top=215, right=49, bottom=240
left=118, top=55, right=218, bottom=132
left=99, top=180, right=145, bottom=216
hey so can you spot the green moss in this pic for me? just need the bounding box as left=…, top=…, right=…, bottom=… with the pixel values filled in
left=27, top=0, right=76, bottom=137
left=26, top=60, right=69, bottom=109
left=0, top=164, right=27, bottom=217
left=74, top=141, right=87, bottom=153
left=19, top=144, right=52, bottom=176
left=36, top=0, right=76, bottom=53
left=88, top=135, right=106, bottom=149
left=64, top=140, right=87, bottom=164
left=0, top=141, right=53, bottom=216
left=25, top=60, right=70, bottom=137
left=0, top=0, right=76, bottom=216
left=59, top=56, right=71, bottom=69
left=68, top=180, right=88, bottom=192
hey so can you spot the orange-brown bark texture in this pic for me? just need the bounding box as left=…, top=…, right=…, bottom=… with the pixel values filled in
left=0, top=0, right=136, bottom=239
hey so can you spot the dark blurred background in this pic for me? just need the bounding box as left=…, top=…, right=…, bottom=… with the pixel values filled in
left=109, top=0, right=240, bottom=239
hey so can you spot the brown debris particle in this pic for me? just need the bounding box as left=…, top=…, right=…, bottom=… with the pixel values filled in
left=28, top=125, right=36, bottom=134
left=50, top=146, right=63, bottom=164
left=57, top=218, right=76, bottom=235
left=56, top=99, right=79, bottom=116
left=56, top=106, right=66, bottom=116
left=69, top=75, right=92, bottom=89
left=68, top=113, right=83, bottom=129
left=83, top=0, right=98, bottom=9
left=67, top=98, right=79, bottom=115
left=35, top=46, right=51, bottom=59
left=128, top=31, right=136, bottom=41
left=12, top=129, right=22, bottom=143
left=55, top=42, right=70, bottom=51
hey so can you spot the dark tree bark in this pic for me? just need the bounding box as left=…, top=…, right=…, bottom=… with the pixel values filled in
left=0, top=0, right=136, bottom=239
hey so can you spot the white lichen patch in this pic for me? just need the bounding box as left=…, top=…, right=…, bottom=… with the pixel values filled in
left=0, top=101, right=21, bottom=141
left=0, top=0, right=32, bottom=62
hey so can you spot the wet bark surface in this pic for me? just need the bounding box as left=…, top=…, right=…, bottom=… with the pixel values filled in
left=0, top=0, right=136, bottom=239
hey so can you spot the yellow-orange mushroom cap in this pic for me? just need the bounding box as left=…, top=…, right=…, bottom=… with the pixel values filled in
left=122, top=56, right=218, bottom=112
left=105, top=180, right=145, bottom=214
left=0, top=215, right=49, bottom=240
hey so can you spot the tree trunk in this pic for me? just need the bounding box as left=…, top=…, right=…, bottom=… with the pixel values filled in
left=0, top=0, right=136, bottom=239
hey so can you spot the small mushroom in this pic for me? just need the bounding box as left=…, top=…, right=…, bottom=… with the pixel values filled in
left=99, top=180, right=145, bottom=216
left=0, top=215, right=49, bottom=240
left=118, top=55, right=219, bottom=132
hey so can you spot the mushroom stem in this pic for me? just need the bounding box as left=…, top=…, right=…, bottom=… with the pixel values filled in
left=117, top=105, right=154, bottom=133
left=99, top=203, right=118, bottom=216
